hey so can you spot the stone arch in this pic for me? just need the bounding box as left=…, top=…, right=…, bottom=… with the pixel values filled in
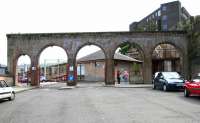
left=14, top=51, right=32, bottom=66
left=7, top=32, right=189, bottom=85
left=37, top=44, right=69, bottom=84
left=74, top=43, right=107, bottom=83
left=37, top=43, right=69, bottom=63
left=112, top=41, right=145, bottom=60
left=15, top=53, right=32, bottom=86
left=74, top=42, right=107, bottom=61
left=150, top=41, right=185, bottom=57
left=112, top=41, right=145, bottom=84
left=151, top=41, right=184, bottom=75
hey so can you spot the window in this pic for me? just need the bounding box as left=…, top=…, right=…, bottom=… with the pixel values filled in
left=162, top=72, right=181, bottom=79
left=157, top=10, right=161, bottom=16
left=163, top=24, right=168, bottom=31
left=157, top=73, right=162, bottom=78
left=0, top=80, right=8, bottom=87
left=162, top=15, right=167, bottom=21
left=182, top=13, right=188, bottom=20
left=162, top=6, right=167, bottom=11
left=77, top=64, right=85, bottom=75
left=0, top=82, right=2, bottom=87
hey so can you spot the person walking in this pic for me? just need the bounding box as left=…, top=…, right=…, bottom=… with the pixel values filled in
left=123, top=70, right=129, bottom=82
left=117, top=70, right=121, bottom=84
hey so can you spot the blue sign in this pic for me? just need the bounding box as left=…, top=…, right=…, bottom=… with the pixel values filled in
left=68, top=75, right=74, bottom=81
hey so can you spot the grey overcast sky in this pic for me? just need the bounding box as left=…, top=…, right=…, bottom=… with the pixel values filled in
left=0, top=0, right=200, bottom=65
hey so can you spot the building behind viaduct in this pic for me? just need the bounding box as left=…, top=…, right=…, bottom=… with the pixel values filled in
left=7, top=31, right=188, bottom=86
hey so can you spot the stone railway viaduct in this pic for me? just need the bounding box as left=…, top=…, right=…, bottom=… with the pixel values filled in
left=7, top=31, right=188, bottom=86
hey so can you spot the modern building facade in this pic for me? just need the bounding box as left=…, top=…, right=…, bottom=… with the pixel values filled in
left=129, top=1, right=190, bottom=31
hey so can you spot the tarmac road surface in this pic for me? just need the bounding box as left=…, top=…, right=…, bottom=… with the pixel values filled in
left=0, top=82, right=200, bottom=123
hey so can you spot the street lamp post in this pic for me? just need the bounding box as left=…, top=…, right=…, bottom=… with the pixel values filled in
left=57, top=59, right=60, bottom=82
left=44, top=59, right=47, bottom=81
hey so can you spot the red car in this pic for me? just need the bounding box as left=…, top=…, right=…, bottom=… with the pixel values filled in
left=184, top=76, right=200, bottom=97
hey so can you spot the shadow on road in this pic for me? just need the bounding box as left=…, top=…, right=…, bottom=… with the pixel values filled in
left=0, top=99, right=9, bottom=103
left=179, top=95, right=200, bottom=105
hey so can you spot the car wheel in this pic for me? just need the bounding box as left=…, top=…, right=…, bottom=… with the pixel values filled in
left=153, top=84, right=156, bottom=90
left=163, top=84, right=168, bottom=91
left=184, top=88, right=190, bottom=97
left=8, top=92, right=15, bottom=101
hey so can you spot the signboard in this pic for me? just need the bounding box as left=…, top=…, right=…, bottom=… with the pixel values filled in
left=32, top=67, right=36, bottom=70
left=69, top=66, right=74, bottom=71
left=68, top=75, right=74, bottom=81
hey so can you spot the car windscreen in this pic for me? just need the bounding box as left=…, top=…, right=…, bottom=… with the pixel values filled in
left=162, top=72, right=181, bottom=79
left=193, top=76, right=200, bottom=80
left=0, top=82, right=3, bottom=87
left=0, top=80, right=8, bottom=87
left=192, top=76, right=200, bottom=82
left=154, top=72, right=159, bottom=78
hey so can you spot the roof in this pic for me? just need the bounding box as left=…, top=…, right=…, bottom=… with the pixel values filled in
left=77, top=50, right=142, bottom=63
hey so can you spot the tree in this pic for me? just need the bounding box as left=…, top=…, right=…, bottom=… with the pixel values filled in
left=183, top=16, right=200, bottom=78
left=119, top=42, right=131, bottom=55
left=119, top=43, right=139, bottom=55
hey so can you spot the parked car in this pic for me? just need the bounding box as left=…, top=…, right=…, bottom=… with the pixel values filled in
left=152, top=72, right=159, bottom=84
left=153, top=72, right=184, bottom=91
left=0, top=80, right=15, bottom=101
left=184, top=75, right=200, bottom=97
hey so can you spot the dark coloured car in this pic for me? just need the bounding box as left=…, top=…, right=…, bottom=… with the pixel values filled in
left=153, top=72, right=184, bottom=91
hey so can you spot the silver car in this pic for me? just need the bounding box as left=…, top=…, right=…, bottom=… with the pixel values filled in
left=0, top=80, right=15, bottom=101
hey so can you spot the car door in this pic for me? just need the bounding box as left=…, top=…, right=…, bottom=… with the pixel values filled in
left=154, top=72, right=162, bottom=89
left=158, top=73, right=166, bottom=88
left=0, top=81, right=4, bottom=99
left=0, top=80, right=10, bottom=98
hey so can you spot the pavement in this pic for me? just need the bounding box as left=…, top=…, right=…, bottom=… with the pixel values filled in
left=114, top=83, right=152, bottom=88
left=13, top=82, right=58, bottom=93
left=13, top=85, right=37, bottom=93
left=101, top=82, right=153, bottom=88
left=76, top=82, right=153, bottom=89
left=12, top=82, right=153, bottom=93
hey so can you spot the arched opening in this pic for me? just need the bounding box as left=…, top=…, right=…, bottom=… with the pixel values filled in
left=114, top=42, right=144, bottom=84
left=16, top=55, right=31, bottom=86
left=76, top=45, right=106, bottom=83
left=39, top=46, right=68, bottom=84
left=152, top=43, right=182, bottom=75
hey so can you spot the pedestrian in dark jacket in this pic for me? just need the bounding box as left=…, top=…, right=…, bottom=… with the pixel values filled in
left=117, top=70, right=121, bottom=84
